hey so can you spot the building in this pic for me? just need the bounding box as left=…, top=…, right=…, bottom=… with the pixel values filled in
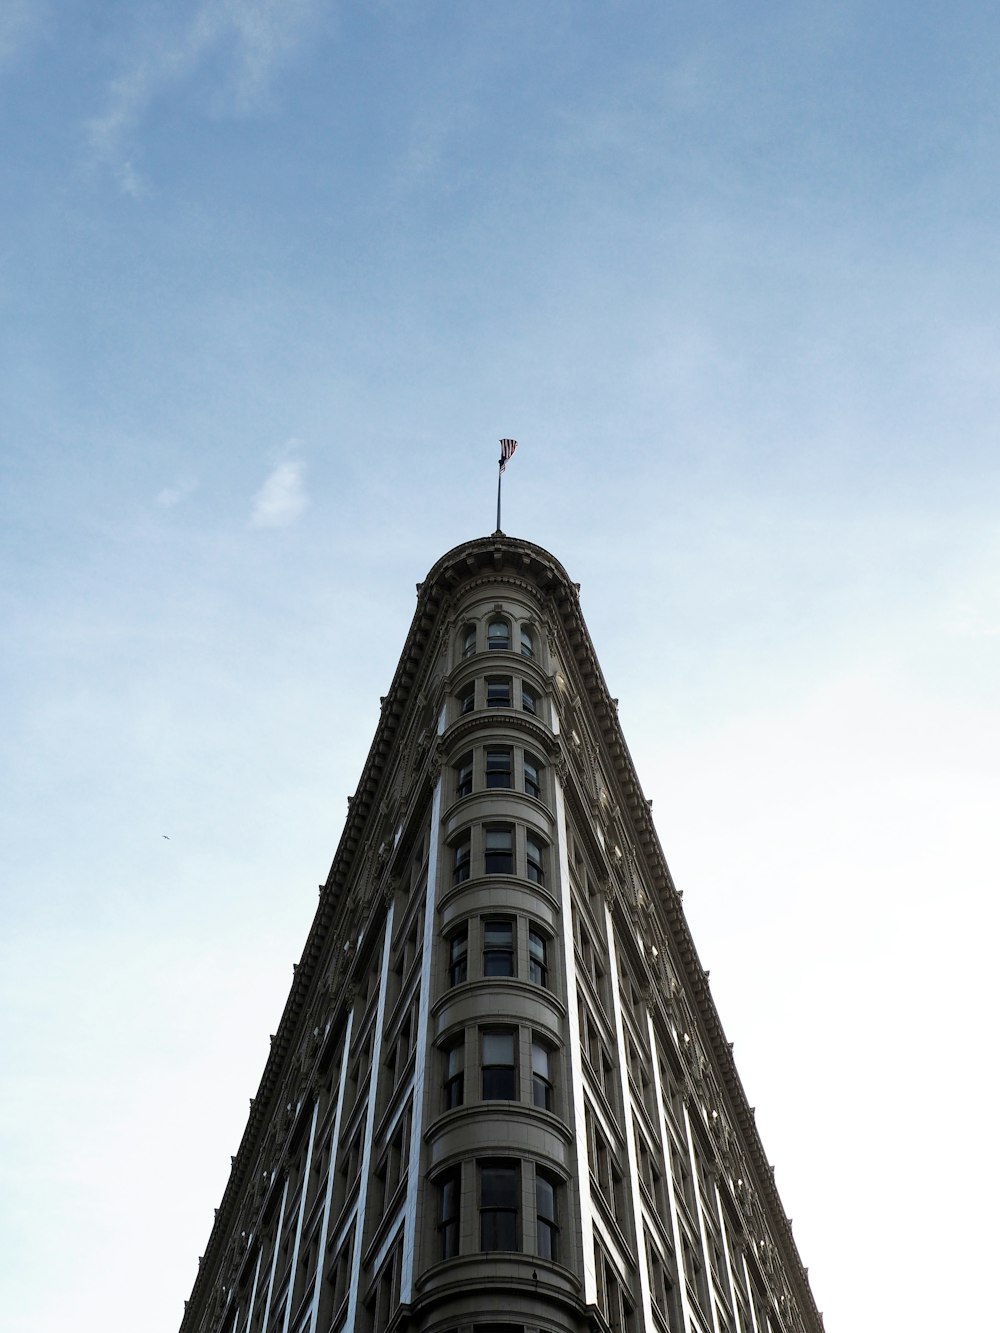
left=180, top=534, right=824, bottom=1333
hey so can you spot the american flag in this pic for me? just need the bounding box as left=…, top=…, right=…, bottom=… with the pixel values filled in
left=498, top=438, right=518, bottom=472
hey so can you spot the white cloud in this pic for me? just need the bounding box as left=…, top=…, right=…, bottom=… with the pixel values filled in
left=156, top=477, right=198, bottom=509
left=85, top=0, right=324, bottom=192
left=249, top=456, right=308, bottom=529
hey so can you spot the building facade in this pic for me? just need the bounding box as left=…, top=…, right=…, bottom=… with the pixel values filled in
left=180, top=536, right=823, bottom=1333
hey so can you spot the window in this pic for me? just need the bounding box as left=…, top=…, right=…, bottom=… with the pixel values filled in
left=520, top=626, right=534, bottom=658
left=438, top=1168, right=461, bottom=1259
left=535, top=1170, right=558, bottom=1261
left=455, top=753, right=473, bottom=799
left=521, top=685, right=537, bottom=715
left=482, top=1028, right=516, bottom=1099
left=485, top=749, right=513, bottom=789
left=523, top=754, right=541, bottom=799
left=448, top=927, right=468, bottom=986
left=528, top=928, right=548, bottom=986
left=526, top=836, right=545, bottom=885
left=460, top=683, right=475, bottom=715
left=486, top=677, right=512, bottom=708
left=488, top=619, right=510, bottom=651
left=480, top=1161, right=519, bottom=1251
left=462, top=624, right=477, bottom=657
left=483, top=919, right=514, bottom=976
left=444, top=1039, right=464, bottom=1109
left=531, top=1037, right=554, bottom=1110
left=484, top=827, right=514, bottom=874
left=453, top=835, right=471, bottom=885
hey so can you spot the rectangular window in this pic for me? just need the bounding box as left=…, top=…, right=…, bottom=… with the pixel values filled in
left=438, top=1168, right=461, bottom=1259
left=484, top=827, right=514, bottom=874
left=485, top=749, right=513, bottom=789
left=531, top=1037, right=554, bottom=1110
left=523, top=755, right=541, bottom=799
left=455, top=754, right=473, bottom=799
left=526, top=836, right=545, bottom=885
left=528, top=928, right=548, bottom=986
left=480, top=1161, right=519, bottom=1251
left=486, top=677, right=512, bottom=708
left=521, top=685, right=537, bottom=715
left=535, top=1170, right=558, bottom=1261
left=482, top=1028, right=516, bottom=1099
left=448, top=927, right=468, bottom=986
left=453, top=836, right=471, bottom=885
left=460, top=683, right=475, bottom=714
left=444, top=1039, right=464, bottom=1109
left=483, top=919, right=515, bottom=976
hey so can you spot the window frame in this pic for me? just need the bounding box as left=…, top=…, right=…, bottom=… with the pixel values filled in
left=479, top=1160, right=519, bottom=1253
left=481, top=1027, right=517, bottom=1101
left=487, top=619, right=511, bottom=652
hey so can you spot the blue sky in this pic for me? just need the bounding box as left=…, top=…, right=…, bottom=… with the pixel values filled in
left=3, top=4, right=999, bottom=1331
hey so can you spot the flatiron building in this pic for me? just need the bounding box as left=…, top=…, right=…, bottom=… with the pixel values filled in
left=180, top=535, right=823, bottom=1333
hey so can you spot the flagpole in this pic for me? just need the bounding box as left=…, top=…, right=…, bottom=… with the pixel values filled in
left=496, top=462, right=503, bottom=533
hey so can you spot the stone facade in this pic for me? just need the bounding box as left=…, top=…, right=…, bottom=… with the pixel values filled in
left=179, top=536, right=823, bottom=1333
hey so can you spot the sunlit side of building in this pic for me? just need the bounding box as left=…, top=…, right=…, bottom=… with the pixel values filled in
left=180, top=535, right=823, bottom=1333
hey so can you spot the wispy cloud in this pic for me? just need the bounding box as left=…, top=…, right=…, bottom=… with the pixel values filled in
left=249, top=450, right=309, bottom=529
left=156, top=477, right=199, bottom=509
left=86, top=0, right=323, bottom=194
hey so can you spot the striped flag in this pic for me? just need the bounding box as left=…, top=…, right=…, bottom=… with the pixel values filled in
left=498, top=438, right=518, bottom=472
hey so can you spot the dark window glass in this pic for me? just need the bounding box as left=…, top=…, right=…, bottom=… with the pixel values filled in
left=462, top=624, right=477, bottom=657
left=528, top=929, right=548, bottom=987
left=455, top=754, right=473, bottom=799
left=444, top=1041, right=464, bottom=1108
left=486, top=678, right=512, bottom=708
left=526, top=837, right=544, bottom=885
left=483, top=919, right=514, bottom=976
left=439, top=1169, right=460, bottom=1259
left=531, top=1038, right=553, bottom=1110
left=453, top=836, right=471, bottom=885
left=487, top=620, right=510, bottom=651
left=523, top=756, right=541, bottom=799
left=449, top=928, right=468, bottom=986
left=521, top=686, right=537, bottom=715
left=520, top=626, right=534, bottom=658
left=485, top=750, right=513, bottom=789
left=480, top=1162, right=518, bottom=1251
left=484, top=828, right=513, bottom=875
left=460, top=684, right=475, bottom=715
left=536, top=1171, right=558, bottom=1261
left=482, top=1028, right=516, bottom=1100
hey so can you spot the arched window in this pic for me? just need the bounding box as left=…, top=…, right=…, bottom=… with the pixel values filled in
left=487, top=620, right=510, bottom=651
left=461, top=624, right=478, bottom=658
left=520, top=626, right=534, bottom=658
